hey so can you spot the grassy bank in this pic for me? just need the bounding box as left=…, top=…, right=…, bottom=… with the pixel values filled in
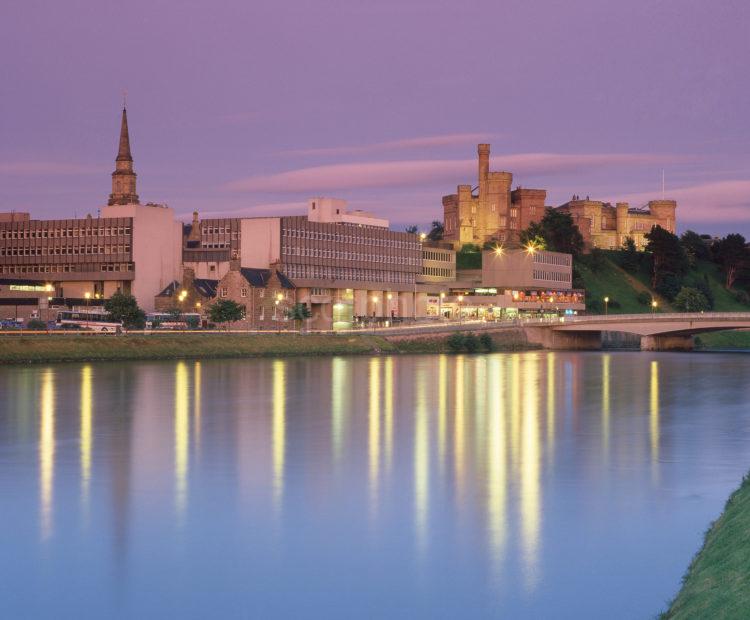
left=0, top=329, right=531, bottom=364
left=661, top=474, right=750, bottom=618
left=695, top=330, right=750, bottom=351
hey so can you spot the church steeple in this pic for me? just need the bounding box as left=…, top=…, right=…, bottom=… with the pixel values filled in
left=108, top=106, right=139, bottom=206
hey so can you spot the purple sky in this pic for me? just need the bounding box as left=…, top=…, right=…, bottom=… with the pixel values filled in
left=2, top=0, right=749, bottom=235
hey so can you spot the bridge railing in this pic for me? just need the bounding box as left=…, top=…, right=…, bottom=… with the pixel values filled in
left=560, top=312, right=750, bottom=324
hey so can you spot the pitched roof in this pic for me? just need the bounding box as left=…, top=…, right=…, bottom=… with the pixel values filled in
left=239, top=268, right=295, bottom=289
left=156, top=279, right=218, bottom=298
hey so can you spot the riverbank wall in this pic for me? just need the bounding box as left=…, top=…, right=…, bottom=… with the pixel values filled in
left=0, top=328, right=533, bottom=364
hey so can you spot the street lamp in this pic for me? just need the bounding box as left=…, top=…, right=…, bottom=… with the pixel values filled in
left=439, top=291, right=445, bottom=319
left=84, top=292, right=91, bottom=329
left=651, top=300, right=658, bottom=315
left=604, top=296, right=609, bottom=315
left=457, top=294, right=464, bottom=324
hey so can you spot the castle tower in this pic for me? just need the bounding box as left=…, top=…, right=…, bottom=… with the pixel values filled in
left=108, top=107, right=139, bottom=206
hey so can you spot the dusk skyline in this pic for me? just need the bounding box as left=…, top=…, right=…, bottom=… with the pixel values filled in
left=2, top=0, right=748, bottom=235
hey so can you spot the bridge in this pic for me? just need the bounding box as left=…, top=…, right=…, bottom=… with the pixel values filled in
left=525, top=312, right=750, bottom=351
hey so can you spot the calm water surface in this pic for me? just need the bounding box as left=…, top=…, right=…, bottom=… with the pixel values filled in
left=2, top=352, right=750, bottom=618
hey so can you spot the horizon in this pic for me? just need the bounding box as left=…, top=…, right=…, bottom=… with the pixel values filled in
left=2, top=0, right=748, bottom=236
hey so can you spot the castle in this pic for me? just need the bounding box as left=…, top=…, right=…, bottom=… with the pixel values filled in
left=442, top=144, right=677, bottom=250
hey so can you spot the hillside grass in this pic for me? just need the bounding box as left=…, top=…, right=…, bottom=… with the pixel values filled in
left=661, top=474, right=750, bottom=619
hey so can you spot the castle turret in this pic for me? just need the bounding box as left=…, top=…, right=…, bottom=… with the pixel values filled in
left=647, top=200, right=677, bottom=233
left=108, top=107, right=139, bottom=206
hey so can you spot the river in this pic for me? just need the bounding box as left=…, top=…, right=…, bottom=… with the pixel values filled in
left=1, top=352, right=749, bottom=618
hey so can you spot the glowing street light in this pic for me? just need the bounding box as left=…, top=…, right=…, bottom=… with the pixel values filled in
left=84, top=292, right=91, bottom=329
left=604, top=296, right=609, bottom=315
left=494, top=245, right=505, bottom=256
left=651, top=299, right=658, bottom=315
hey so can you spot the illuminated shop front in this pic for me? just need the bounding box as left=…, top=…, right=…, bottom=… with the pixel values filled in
left=439, top=286, right=585, bottom=320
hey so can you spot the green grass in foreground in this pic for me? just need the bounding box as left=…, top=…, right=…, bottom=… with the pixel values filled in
left=0, top=331, right=531, bottom=364
left=661, top=474, right=750, bottom=619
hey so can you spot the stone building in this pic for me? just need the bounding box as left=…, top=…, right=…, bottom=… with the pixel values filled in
left=154, top=267, right=217, bottom=313
left=442, top=144, right=547, bottom=248
left=213, top=261, right=295, bottom=328
left=556, top=197, right=677, bottom=250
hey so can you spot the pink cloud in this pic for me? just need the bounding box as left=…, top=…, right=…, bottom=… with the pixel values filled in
left=284, top=133, right=498, bottom=157
left=225, top=152, right=685, bottom=193
left=619, top=180, right=750, bottom=224
left=176, top=201, right=307, bottom=220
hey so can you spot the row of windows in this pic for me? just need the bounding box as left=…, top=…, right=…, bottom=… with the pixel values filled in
left=532, top=252, right=571, bottom=266
left=282, top=244, right=419, bottom=265
left=0, top=263, right=133, bottom=275
left=421, top=266, right=454, bottom=278
left=532, top=270, right=571, bottom=282
left=284, top=264, right=415, bottom=284
left=283, top=227, right=420, bottom=250
left=0, top=226, right=131, bottom=239
left=201, top=227, right=237, bottom=236
left=422, top=250, right=454, bottom=263
left=1, top=245, right=130, bottom=257
left=200, top=242, right=230, bottom=249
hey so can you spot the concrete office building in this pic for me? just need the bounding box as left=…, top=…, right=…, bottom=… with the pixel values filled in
left=0, top=107, right=182, bottom=313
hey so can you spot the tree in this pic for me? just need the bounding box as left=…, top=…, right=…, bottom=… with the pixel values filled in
left=680, top=230, right=710, bottom=264
left=209, top=299, right=245, bottom=329
left=166, top=306, right=182, bottom=322
left=285, top=302, right=312, bottom=331
left=104, top=292, right=146, bottom=329
left=456, top=243, right=482, bottom=269
left=426, top=220, right=444, bottom=241
left=644, top=225, right=687, bottom=294
left=405, top=225, right=419, bottom=235
left=621, top=236, right=639, bottom=272
left=712, top=233, right=748, bottom=289
left=673, top=287, right=711, bottom=312
left=520, top=209, right=584, bottom=256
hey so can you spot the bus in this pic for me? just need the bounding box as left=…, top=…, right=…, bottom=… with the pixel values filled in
left=56, top=310, right=123, bottom=332
left=145, top=312, right=202, bottom=330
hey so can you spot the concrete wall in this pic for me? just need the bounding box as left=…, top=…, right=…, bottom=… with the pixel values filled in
left=482, top=249, right=572, bottom=290
left=102, top=203, right=182, bottom=311
left=240, top=218, right=281, bottom=268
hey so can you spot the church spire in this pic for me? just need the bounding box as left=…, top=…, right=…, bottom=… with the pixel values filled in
left=116, top=107, right=133, bottom=162
left=108, top=104, right=139, bottom=206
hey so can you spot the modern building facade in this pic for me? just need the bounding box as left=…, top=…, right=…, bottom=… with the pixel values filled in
left=556, top=197, right=677, bottom=249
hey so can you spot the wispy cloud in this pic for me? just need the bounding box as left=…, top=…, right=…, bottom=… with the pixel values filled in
left=284, top=133, right=498, bottom=157
left=176, top=201, right=307, bottom=220
left=620, top=180, right=750, bottom=224
left=0, top=162, right=107, bottom=176
left=226, top=152, right=685, bottom=194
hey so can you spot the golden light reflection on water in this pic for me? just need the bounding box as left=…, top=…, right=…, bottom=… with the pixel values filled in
left=80, top=365, right=93, bottom=516
left=368, top=357, right=381, bottom=517
left=453, top=356, right=466, bottom=504
left=438, top=355, right=448, bottom=474
left=650, top=360, right=660, bottom=478
left=193, top=362, right=202, bottom=454
left=602, top=354, right=611, bottom=458
left=520, top=356, right=541, bottom=592
left=331, top=357, right=346, bottom=465
left=175, top=362, right=189, bottom=519
left=546, top=353, right=556, bottom=455
left=414, top=365, right=429, bottom=555
left=384, top=357, right=394, bottom=474
left=272, top=360, right=286, bottom=512
left=486, top=356, right=507, bottom=579
left=39, top=369, right=55, bottom=541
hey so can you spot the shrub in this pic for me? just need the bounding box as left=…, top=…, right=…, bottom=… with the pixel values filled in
left=26, top=319, right=47, bottom=330
left=655, top=273, right=683, bottom=301
left=734, top=290, right=750, bottom=305
left=463, top=333, right=480, bottom=353
left=673, top=286, right=711, bottom=312
left=446, top=333, right=465, bottom=352
left=479, top=333, right=494, bottom=352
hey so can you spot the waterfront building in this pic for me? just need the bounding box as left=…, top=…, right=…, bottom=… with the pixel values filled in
left=0, top=107, right=182, bottom=312
left=556, top=197, right=677, bottom=250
